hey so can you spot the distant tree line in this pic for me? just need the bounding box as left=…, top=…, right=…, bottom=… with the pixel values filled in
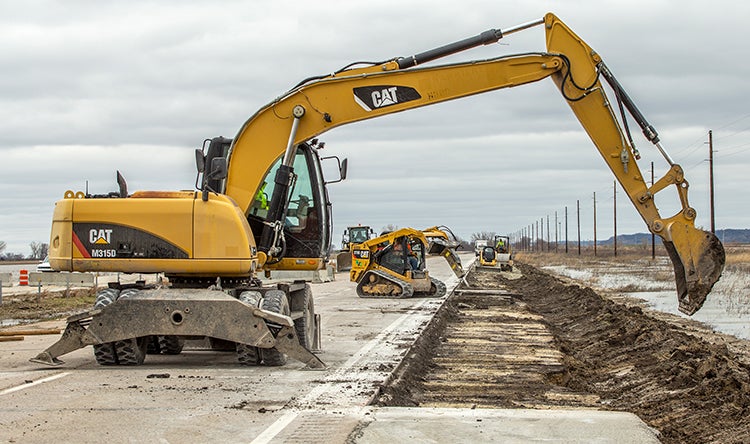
left=0, top=240, right=48, bottom=261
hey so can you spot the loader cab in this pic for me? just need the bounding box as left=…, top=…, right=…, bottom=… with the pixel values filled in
left=378, top=235, right=425, bottom=275
left=344, top=225, right=374, bottom=249
left=248, top=142, right=335, bottom=260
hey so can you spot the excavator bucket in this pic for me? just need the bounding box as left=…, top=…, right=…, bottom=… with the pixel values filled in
left=429, top=243, right=465, bottom=278
left=663, top=227, right=725, bottom=315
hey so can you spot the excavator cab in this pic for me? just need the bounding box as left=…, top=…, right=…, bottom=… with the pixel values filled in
left=246, top=141, right=335, bottom=269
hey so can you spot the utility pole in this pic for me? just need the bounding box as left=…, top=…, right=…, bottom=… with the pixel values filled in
left=565, top=206, right=569, bottom=253
left=613, top=181, right=617, bottom=257
left=555, top=211, right=558, bottom=253
left=546, top=215, right=550, bottom=252
left=577, top=199, right=581, bottom=255
left=709, top=130, right=716, bottom=234
left=541, top=217, right=544, bottom=251
left=593, top=191, right=597, bottom=257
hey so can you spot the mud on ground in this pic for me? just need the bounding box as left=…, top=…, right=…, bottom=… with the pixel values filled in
left=376, top=263, right=750, bottom=444
left=0, top=289, right=95, bottom=324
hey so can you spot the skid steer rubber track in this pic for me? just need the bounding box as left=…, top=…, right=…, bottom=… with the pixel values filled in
left=356, top=270, right=414, bottom=298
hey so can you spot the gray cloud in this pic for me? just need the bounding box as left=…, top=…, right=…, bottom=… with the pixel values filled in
left=1, top=0, right=747, bottom=255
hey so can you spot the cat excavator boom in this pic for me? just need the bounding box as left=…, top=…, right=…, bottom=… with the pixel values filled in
left=226, top=12, right=723, bottom=315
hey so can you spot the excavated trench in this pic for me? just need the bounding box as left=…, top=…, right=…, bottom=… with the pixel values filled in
left=375, top=263, right=750, bottom=444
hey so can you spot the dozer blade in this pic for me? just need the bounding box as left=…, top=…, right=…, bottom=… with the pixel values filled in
left=336, top=251, right=352, bottom=272
left=663, top=227, right=725, bottom=315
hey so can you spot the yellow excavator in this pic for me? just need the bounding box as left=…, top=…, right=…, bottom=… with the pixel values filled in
left=33, top=12, right=725, bottom=368
left=349, top=228, right=465, bottom=298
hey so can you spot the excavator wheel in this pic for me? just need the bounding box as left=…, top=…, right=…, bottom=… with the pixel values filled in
left=258, top=290, right=289, bottom=367
left=92, top=288, right=148, bottom=366
left=356, top=270, right=414, bottom=299
left=147, top=335, right=185, bottom=355
left=92, top=288, right=120, bottom=365
left=236, top=291, right=262, bottom=366
left=112, top=289, right=148, bottom=365
left=156, top=336, right=185, bottom=355
left=293, top=284, right=315, bottom=349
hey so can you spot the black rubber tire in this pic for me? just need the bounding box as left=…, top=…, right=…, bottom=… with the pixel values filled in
left=146, top=337, right=160, bottom=354
left=259, top=290, right=289, bottom=367
left=93, top=288, right=120, bottom=365
left=157, top=336, right=184, bottom=355
left=112, top=337, right=148, bottom=365
left=293, top=284, right=315, bottom=349
left=113, top=289, right=147, bottom=365
left=236, top=291, right=262, bottom=366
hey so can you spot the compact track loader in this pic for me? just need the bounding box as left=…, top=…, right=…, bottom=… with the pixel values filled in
left=350, top=228, right=465, bottom=298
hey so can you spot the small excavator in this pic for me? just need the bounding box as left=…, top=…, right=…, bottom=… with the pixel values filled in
left=33, top=12, right=725, bottom=369
left=350, top=228, right=465, bottom=298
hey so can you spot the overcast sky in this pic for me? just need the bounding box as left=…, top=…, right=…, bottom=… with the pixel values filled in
left=1, top=0, right=748, bottom=255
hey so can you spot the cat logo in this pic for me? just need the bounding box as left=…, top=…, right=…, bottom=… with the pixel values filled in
left=89, top=228, right=113, bottom=245
left=353, top=85, right=421, bottom=112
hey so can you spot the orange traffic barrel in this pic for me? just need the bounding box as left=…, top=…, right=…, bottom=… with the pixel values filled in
left=19, top=269, right=29, bottom=286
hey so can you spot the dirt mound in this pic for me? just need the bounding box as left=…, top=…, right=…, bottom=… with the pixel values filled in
left=377, top=263, right=750, bottom=444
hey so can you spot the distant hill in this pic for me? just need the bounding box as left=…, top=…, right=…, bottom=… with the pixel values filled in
left=599, top=228, right=750, bottom=245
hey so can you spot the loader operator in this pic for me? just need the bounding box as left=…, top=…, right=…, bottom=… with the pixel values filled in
left=382, top=240, right=419, bottom=273
left=496, top=238, right=507, bottom=253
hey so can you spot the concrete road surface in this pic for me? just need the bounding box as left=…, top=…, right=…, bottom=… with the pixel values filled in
left=0, top=254, right=658, bottom=443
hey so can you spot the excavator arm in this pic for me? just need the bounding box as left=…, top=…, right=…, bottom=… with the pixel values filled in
left=226, top=13, right=723, bottom=314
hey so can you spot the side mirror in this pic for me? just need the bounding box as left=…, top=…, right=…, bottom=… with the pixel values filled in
left=208, top=157, right=227, bottom=180
left=340, top=158, right=348, bottom=181
left=322, top=156, right=348, bottom=185
left=195, top=149, right=206, bottom=173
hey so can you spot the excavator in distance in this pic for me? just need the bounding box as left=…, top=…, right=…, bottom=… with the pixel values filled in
left=33, top=12, right=724, bottom=369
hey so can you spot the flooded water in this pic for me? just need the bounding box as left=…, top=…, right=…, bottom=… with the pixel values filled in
left=541, top=262, right=750, bottom=341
